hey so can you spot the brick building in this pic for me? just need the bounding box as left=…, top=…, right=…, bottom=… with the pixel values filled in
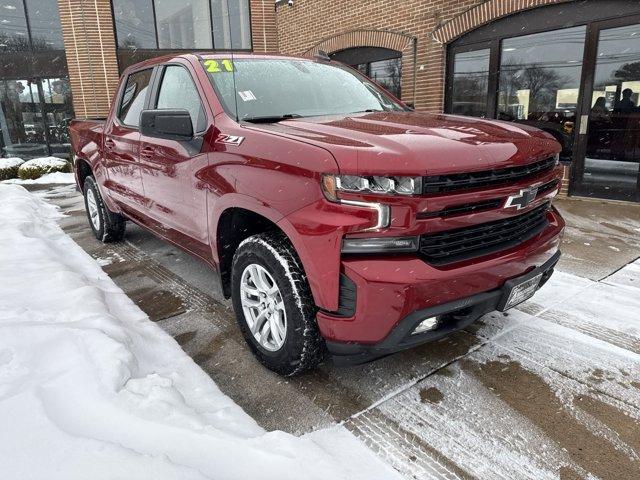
left=0, top=0, right=276, bottom=157
left=275, top=0, right=640, bottom=202
left=1, top=0, right=639, bottom=202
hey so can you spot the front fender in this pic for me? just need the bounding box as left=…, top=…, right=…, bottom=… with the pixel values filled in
left=209, top=193, right=363, bottom=311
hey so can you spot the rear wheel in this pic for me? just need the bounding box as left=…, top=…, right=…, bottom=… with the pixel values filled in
left=231, top=232, right=324, bottom=376
left=83, top=176, right=126, bottom=243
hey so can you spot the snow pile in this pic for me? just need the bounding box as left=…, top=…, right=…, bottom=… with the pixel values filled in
left=3, top=171, right=75, bottom=184
left=0, top=157, right=24, bottom=180
left=17, top=156, right=69, bottom=180
left=0, top=185, right=399, bottom=480
left=0, top=157, right=24, bottom=169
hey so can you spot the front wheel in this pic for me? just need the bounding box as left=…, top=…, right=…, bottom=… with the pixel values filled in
left=231, top=232, right=324, bottom=376
left=83, top=176, right=126, bottom=243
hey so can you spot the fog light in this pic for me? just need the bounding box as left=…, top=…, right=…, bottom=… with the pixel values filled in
left=412, top=316, right=439, bottom=335
left=341, top=236, right=419, bottom=254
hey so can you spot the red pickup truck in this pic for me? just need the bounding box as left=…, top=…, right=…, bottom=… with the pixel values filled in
left=70, top=53, right=564, bottom=375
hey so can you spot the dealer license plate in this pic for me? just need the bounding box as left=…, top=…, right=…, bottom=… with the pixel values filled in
left=503, top=273, right=543, bottom=310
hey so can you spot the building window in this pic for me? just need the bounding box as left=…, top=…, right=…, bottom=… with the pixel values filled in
left=112, top=0, right=157, bottom=49
left=0, top=0, right=72, bottom=159
left=330, top=47, right=402, bottom=99
left=0, top=0, right=64, bottom=52
left=211, top=0, right=251, bottom=50
left=112, top=0, right=251, bottom=53
left=25, top=0, right=65, bottom=50
left=450, top=49, right=490, bottom=117
left=445, top=0, right=640, bottom=202
left=0, top=0, right=29, bottom=51
left=497, top=26, right=586, bottom=126
left=156, top=0, right=213, bottom=49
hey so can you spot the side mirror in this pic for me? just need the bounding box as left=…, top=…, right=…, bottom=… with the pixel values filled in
left=404, top=102, right=415, bottom=111
left=140, top=109, right=193, bottom=140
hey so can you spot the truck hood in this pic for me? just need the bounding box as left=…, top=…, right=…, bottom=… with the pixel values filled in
left=246, top=111, right=560, bottom=175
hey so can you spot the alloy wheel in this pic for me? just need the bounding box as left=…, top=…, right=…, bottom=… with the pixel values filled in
left=239, top=263, right=287, bottom=351
left=86, top=188, right=100, bottom=230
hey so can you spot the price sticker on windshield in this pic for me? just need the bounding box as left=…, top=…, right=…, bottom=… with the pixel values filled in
left=204, top=59, right=235, bottom=73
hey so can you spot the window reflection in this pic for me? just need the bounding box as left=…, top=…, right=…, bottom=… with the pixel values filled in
left=330, top=47, right=402, bottom=98
left=211, top=0, right=251, bottom=50
left=155, top=0, right=213, bottom=49
left=585, top=23, right=640, bottom=193
left=498, top=26, right=586, bottom=161
left=451, top=49, right=490, bottom=117
left=0, top=79, right=48, bottom=157
left=41, top=77, right=73, bottom=155
left=113, top=0, right=157, bottom=49
left=367, top=58, right=401, bottom=98
left=0, top=0, right=29, bottom=52
left=0, top=2, right=72, bottom=159
left=25, top=0, right=64, bottom=50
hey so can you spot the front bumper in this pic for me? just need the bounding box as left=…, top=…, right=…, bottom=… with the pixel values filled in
left=316, top=206, right=564, bottom=364
left=326, top=250, right=560, bottom=365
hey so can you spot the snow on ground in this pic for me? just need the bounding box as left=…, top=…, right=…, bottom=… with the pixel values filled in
left=2, top=171, right=75, bottom=185
left=0, top=184, right=401, bottom=480
left=365, top=262, right=640, bottom=479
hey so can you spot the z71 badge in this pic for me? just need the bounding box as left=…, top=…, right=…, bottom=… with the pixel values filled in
left=217, top=134, right=244, bottom=146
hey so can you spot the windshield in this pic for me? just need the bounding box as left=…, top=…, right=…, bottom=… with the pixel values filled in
left=202, top=58, right=405, bottom=121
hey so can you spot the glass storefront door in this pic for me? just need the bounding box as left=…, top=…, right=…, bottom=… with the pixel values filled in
left=0, top=77, right=73, bottom=159
left=41, top=77, right=74, bottom=156
left=574, top=21, right=640, bottom=201
left=445, top=2, right=640, bottom=203
left=0, top=79, right=48, bottom=158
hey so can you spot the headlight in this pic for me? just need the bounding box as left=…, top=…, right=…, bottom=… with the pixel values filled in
left=322, top=174, right=422, bottom=200
left=342, top=236, right=419, bottom=254
left=321, top=175, right=391, bottom=232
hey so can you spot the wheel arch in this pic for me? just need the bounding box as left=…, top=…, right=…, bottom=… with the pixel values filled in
left=212, top=199, right=323, bottom=309
left=75, top=157, right=93, bottom=191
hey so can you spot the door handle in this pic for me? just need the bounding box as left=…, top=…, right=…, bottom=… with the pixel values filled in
left=104, top=138, right=115, bottom=149
left=140, top=146, right=155, bottom=158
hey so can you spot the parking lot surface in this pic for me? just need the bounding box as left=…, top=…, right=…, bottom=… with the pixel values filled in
left=34, top=184, right=640, bottom=479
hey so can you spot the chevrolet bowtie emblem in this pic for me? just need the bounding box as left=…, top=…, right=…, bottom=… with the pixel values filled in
left=504, top=186, right=538, bottom=210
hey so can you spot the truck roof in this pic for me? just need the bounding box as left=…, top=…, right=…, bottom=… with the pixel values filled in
left=121, top=52, right=323, bottom=75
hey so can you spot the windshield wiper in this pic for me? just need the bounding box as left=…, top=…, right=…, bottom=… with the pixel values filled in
left=349, top=109, right=384, bottom=114
left=241, top=114, right=302, bottom=123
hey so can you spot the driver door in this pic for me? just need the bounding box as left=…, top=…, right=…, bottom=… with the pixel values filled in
left=138, top=62, right=211, bottom=259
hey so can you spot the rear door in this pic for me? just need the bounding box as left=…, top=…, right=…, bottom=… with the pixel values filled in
left=138, top=61, right=211, bottom=259
left=103, top=68, right=153, bottom=211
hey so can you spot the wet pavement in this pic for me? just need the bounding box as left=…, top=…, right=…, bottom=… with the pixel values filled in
left=27, top=184, right=640, bottom=479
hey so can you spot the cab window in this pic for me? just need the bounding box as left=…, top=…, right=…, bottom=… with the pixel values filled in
left=156, top=65, right=207, bottom=132
left=118, top=68, right=152, bottom=127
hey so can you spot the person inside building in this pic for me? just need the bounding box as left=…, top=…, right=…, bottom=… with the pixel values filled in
left=616, top=88, right=636, bottom=111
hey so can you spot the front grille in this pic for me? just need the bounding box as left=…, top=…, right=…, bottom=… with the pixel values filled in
left=420, top=203, right=550, bottom=264
left=537, top=178, right=560, bottom=195
left=422, top=157, right=556, bottom=194
left=417, top=199, right=503, bottom=219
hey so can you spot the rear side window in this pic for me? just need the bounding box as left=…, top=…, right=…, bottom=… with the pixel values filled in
left=156, top=65, right=206, bottom=132
left=118, top=69, right=152, bottom=127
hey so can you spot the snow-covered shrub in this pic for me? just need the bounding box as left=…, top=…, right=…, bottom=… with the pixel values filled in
left=0, top=157, right=25, bottom=180
left=17, top=157, right=71, bottom=180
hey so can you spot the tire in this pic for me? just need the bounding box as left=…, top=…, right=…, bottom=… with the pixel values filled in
left=83, top=176, right=126, bottom=243
left=231, top=231, right=325, bottom=376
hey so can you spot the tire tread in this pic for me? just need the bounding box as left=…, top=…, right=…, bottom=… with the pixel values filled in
left=232, top=231, right=324, bottom=376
